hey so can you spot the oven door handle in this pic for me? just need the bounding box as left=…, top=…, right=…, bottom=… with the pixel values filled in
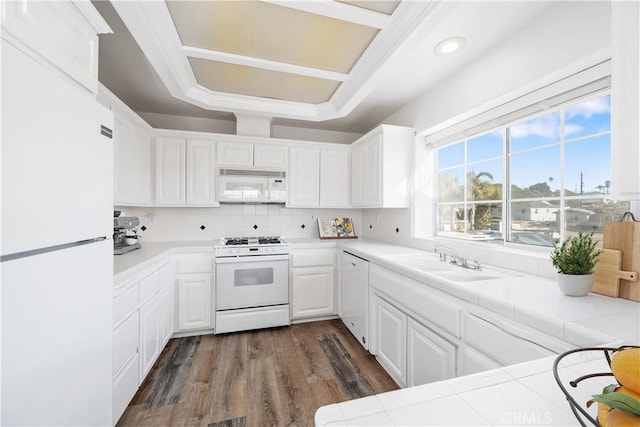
left=215, top=254, right=290, bottom=264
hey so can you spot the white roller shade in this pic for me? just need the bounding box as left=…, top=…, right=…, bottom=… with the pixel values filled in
left=425, top=60, right=611, bottom=148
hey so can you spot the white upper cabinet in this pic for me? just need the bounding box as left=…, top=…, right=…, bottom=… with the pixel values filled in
left=289, top=145, right=351, bottom=208
left=217, top=140, right=288, bottom=169
left=320, top=147, right=351, bottom=208
left=113, top=114, right=152, bottom=206
left=216, top=141, right=253, bottom=167
left=288, top=147, right=320, bottom=207
left=186, top=139, right=218, bottom=206
left=611, top=1, right=640, bottom=199
left=155, top=137, right=186, bottom=205
left=254, top=143, right=289, bottom=169
left=155, top=137, right=218, bottom=206
left=1, top=1, right=111, bottom=94
left=351, top=125, right=413, bottom=208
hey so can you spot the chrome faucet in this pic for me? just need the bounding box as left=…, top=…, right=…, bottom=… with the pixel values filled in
left=434, top=245, right=482, bottom=271
left=434, top=245, right=459, bottom=263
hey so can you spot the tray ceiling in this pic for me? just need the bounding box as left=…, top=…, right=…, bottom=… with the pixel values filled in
left=109, top=0, right=435, bottom=121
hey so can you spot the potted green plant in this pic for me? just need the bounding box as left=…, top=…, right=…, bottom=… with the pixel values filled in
left=550, top=232, right=602, bottom=296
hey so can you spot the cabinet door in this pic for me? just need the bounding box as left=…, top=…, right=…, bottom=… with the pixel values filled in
left=363, top=135, right=382, bottom=206
left=113, top=117, right=151, bottom=205
left=1, top=1, right=102, bottom=93
left=375, top=297, right=406, bottom=386
left=288, top=147, right=320, bottom=207
left=113, top=116, right=136, bottom=204
left=139, top=295, right=160, bottom=380
left=177, top=274, right=213, bottom=331
left=216, top=141, right=253, bottom=167
left=186, top=139, right=217, bottom=205
left=132, top=126, right=152, bottom=204
left=254, top=144, right=288, bottom=169
left=320, top=148, right=351, bottom=207
left=155, top=137, right=186, bottom=205
left=351, top=143, right=365, bottom=207
left=291, top=266, right=335, bottom=319
left=407, top=318, right=456, bottom=387
left=612, top=1, right=640, bottom=199
left=159, top=282, right=174, bottom=347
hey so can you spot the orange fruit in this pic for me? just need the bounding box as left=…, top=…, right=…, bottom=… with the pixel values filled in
left=593, top=386, right=640, bottom=426
left=611, top=348, right=640, bottom=395
left=598, top=401, right=610, bottom=426
left=607, top=408, right=640, bottom=427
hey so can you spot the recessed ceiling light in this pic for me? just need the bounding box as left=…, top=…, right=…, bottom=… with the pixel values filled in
left=434, top=37, right=467, bottom=55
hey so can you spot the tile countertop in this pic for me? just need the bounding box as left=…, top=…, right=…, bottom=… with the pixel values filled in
left=315, top=351, right=620, bottom=426
left=113, top=240, right=214, bottom=284
left=113, top=237, right=639, bottom=425
left=299, top=237, right=638, bottom=427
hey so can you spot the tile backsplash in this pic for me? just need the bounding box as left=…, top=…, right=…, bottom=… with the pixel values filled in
left=116, top=205, right=362, bottom=242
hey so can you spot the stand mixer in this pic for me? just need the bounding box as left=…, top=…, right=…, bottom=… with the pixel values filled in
left=113, top=215, right=141, bottom=255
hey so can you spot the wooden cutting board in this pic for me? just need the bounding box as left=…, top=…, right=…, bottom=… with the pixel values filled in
left=592, top=248, right=638, bottom=297
left=604, top=220, right=640, bottom=301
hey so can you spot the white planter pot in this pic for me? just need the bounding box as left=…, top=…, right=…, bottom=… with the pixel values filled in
left=557, top=273, right=594, bottom=297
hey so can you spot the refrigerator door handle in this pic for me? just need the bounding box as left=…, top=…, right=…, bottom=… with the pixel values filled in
left=0, top=236, right=108, bottom=263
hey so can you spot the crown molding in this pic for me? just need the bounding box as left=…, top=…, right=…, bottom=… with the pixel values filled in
left=260, top=0, right=392, bottom=29
left=110, top=0, right=438, bottom=122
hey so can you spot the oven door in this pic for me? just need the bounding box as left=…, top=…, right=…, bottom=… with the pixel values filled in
left=215, top=255, right=289, bottom=310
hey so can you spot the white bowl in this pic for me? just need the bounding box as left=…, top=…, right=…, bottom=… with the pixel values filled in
left=124, top=237, right=138, bottom=245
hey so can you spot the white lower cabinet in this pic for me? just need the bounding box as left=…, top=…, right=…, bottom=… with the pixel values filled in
left=112, top=258, right=175, bottom=424
left=407, top=318, right=456, bottom=387
left=290, top=248, right=336, bottom=320
left=177, top=274, right=213, bottom=331
left=112, top=353, right=139, bottom=423
left=139, top=295, right=160, bottom=380
left=291, top=266, right=335, bottom=319
left=175, top=251, right=214, bottom=333
left=373, top=294, right=458, bottom=388
left=375, top=297, right=407, bottom=387
left=160, top=280, right=175, bottom=347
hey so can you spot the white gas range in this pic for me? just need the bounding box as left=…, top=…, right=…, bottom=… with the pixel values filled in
left=214, top=236, right=290, bottom=333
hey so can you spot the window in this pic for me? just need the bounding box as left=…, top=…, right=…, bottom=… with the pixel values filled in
left=436, top=93, right=630, bottom=247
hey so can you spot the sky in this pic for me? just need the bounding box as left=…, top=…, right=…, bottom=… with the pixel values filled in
left=438, top=93, right=612, bottom=197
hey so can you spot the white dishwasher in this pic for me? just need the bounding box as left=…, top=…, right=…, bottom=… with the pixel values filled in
left=341, top=251, right=369, bottom=349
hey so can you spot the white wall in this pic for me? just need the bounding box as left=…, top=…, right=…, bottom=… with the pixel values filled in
left=360, top=1, right=619, bottom=278
left=117, top=205, right=362, bottom=242
left=384, top=1, right=612, bottom=133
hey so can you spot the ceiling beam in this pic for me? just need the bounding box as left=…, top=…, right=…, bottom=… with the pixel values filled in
left=183, top=46, right=349, bottom=82
left=261, top=0, right=391, bottom=29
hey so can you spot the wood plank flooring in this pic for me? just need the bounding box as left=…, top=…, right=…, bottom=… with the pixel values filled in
left=117, top=319, right=399, bottom=427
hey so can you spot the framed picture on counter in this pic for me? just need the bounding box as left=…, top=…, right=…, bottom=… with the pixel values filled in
left=317, top=217, right=357, bottom=239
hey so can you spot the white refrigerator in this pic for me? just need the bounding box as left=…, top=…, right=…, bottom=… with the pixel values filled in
left=1, top=39, right=114, bottom=426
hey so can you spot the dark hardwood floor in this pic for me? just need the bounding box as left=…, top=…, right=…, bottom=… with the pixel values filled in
left=117, top=319, right=399, bottom=427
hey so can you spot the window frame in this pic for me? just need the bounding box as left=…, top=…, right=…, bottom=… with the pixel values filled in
left=434, top=90, right=617, bottom=248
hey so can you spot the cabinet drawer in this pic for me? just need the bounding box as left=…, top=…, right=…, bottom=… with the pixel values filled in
left=113, top=353, right=139, bottom=424
left=113, top=281, right=138, bottom=327
left=464, top=313, right=553, bottom=366
left=113, top=311, right=139, bottom=377
left=291, top=249, right=335, bottom=267
left=139, top=269, right=161, bottom=303
left=176, top=253, right=213, bottom=274
left=160, top=261, right=176, bottom=285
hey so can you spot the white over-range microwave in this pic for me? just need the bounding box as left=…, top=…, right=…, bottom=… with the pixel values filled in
left=218, top=168, right=287, bottom=203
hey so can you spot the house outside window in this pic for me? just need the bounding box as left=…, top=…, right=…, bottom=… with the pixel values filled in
left=435, top=93, right=630, bottom=247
